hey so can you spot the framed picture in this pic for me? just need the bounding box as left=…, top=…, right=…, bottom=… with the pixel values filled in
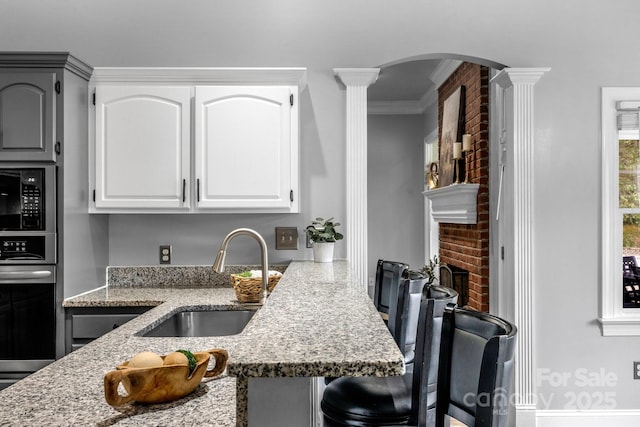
left=439, top=86, right=465, bottom=187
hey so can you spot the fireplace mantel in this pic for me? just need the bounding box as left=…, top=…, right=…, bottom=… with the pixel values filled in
left=422, top=183, right=479, bottom=224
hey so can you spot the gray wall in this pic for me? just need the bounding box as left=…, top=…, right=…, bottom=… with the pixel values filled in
left=3, top=0, right=640, bottom=412
left=368, top=114, right=425, bottom=281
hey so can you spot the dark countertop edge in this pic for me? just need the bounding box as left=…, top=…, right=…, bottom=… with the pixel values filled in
left=227, top=360, right=405, bottom=378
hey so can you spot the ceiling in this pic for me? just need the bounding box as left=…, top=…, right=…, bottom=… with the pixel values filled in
left=368, top=59, right=442, bottom=102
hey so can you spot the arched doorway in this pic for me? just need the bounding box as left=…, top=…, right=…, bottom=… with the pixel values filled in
left=335, top=58, right=549, bottom=427
left=367, top=56, right=502, bottom=313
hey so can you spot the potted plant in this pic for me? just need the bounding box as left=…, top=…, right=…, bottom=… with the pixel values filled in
left=305, top=217, right=343, bottom=263
left=420, top=255, right=440, bottom=284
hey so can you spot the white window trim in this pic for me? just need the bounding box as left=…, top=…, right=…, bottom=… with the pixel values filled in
left=600, top=87, right=640, bottom=336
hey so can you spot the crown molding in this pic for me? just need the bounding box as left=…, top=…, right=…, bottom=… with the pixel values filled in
left=368, top=100, right=423, bottom=115
left=420, top=89, right=438, bottom=110
left=90, top=67, right=308, bottom=89
left=0, top=51, right=93, bottom=80
left=368, top=90, right=437, bottom=115
left=430, top=59, right=463, bottom=88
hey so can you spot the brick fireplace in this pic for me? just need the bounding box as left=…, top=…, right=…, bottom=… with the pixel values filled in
left=437, top=62, right=490, bottom=312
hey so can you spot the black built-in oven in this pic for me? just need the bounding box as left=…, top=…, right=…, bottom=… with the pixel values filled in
left=0, top=265, right=56, bottom=390
left=0, top=164, right=56, bottom=390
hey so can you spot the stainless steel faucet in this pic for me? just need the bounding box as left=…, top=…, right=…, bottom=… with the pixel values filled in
left=213, top=228, right=269, bottom=303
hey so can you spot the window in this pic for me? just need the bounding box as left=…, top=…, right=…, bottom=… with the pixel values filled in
left=601, top=87, right=640, bottom=335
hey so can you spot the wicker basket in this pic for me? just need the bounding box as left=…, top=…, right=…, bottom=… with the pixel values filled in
left=230, top=273, right=281, bottom=303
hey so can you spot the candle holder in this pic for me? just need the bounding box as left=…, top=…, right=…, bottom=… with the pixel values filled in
left=453, top=141, right=462, bottom=184
left=461, top=134, right=472, bottom=184
left=454, top=158, right=462, bottom=184
left=462, top=149, right=470, bottom=184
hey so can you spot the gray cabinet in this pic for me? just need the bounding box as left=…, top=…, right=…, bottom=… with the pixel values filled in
left=0, top=72, right=56, bottom=161
left=0, top=52, right=108, bottom=357
left=65, top=306, right=152, bottom=353
left=0, top=53, right=93, bottom=163
left=0, top=53, right=111, bottom=360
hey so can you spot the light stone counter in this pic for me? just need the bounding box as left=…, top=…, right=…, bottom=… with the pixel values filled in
left=0, top=261, right=403, bottom=427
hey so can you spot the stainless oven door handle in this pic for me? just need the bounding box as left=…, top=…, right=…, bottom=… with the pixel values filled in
left=0, top=270, right=53, bottom=280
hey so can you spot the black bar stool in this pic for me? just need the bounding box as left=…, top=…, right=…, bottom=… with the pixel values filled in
left=321, top=284, right=458, bottom=426
left=434, top=305, right=517, bottom=427
left=374, top=259, right=409, bottom=322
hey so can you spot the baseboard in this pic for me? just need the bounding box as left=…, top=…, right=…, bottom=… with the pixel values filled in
left=536, top=409, right=640, bottom=426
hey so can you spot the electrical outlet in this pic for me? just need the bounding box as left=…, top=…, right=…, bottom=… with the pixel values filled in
left=159, top=245, right=171, bottom=264
left=634, top=362, right=640, bottom=379
left=275, top=227, right=298, bottom=250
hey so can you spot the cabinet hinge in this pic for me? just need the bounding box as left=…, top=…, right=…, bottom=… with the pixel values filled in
left=92, top=92, right=96, bottom=106
left=290, top=190, right=294, bottom=202
left=55, top=141, right=61, bottom=155
left=290, top=94, right=294, bottom=106
left=55, top=81, right=61, bottom=94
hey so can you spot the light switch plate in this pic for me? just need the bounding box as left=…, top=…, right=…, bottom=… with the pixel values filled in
left=275, top=227, right=298, bottom=250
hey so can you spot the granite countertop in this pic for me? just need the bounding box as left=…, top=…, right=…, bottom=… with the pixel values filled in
left=0, top=261, right=404, bottom=426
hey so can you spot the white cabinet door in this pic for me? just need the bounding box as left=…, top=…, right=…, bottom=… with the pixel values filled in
left=94, top=86, right=191, bottom=209
left=194, top=86, right=298, bottom=211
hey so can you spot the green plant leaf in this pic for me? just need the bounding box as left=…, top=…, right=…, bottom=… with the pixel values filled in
left=306, top=216, right=343, bottom=242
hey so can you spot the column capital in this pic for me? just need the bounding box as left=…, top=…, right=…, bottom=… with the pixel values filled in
left=491, top=67, right=551, bottom=89
left=334, top=68, right=380, bottom=87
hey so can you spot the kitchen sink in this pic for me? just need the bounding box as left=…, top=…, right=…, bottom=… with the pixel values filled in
left=141, top=309, right=256, bottom=337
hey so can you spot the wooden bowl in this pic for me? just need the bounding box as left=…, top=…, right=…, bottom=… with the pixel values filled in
left=104, top=348, right=228, bottom=406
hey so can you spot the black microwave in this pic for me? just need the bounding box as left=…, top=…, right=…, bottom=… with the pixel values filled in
left=0, top=166, right=55, bottom=232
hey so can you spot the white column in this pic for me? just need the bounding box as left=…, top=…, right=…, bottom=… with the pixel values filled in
left=334, top=68, right=379, bottom=290
left=493, top=67, right=549, bottom=426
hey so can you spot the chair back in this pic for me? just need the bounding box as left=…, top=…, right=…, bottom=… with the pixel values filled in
left=387, top=270, right=430, bottom=367
left=435, top=305, right=517, bottom=427
left=374, top=259, right=408, bottom=318
left=410, top=285, right=458, bottom=426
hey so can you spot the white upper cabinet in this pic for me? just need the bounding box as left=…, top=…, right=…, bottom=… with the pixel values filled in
left=195, top=86, right=297, bottom=211
left=88, top=68, right=306, bottom=213
left=93, top=86, right=191, bottom=209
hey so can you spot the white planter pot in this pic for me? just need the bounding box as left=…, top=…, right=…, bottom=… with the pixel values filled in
left=312, top=242, right=334, bottom=263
